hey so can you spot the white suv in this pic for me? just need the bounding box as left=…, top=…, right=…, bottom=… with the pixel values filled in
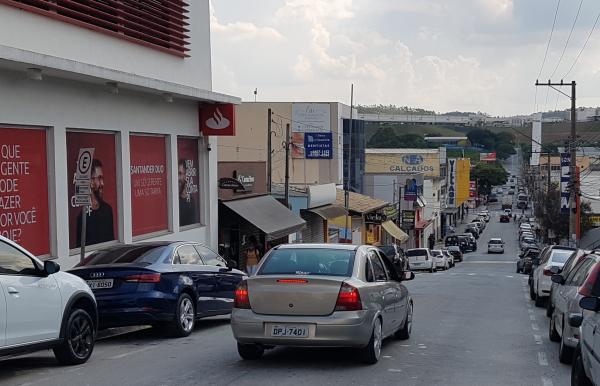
left=0, top=236, right=97, bottom=364
left=531, top=246, right=576, bottom=308
left=406, top=248, right=435, bottom=272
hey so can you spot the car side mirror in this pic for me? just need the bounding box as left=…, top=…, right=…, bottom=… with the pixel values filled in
left=402, top=271, right=415, bottom=281
left=580, top=297, right=600, bottom=312
left=43, top=260, right=60, bottom=276
left=226, top=259, right=238, bottom=269
left=550, top=274, right=564, bottom=285
left=549, top=266, right=560, bottom=275
left=569, top=313, right=583, bottom=328
left=218, top=267, right=230, bottom=273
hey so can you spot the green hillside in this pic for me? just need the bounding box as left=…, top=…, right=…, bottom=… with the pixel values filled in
left=365, top=122, right=468, bottom=142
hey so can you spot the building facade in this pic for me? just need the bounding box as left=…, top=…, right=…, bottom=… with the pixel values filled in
left=0, top=1, right=239, bottom=267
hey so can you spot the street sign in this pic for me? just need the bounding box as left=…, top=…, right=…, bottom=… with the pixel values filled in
left=73, top=195, right=92, bottom=207
left=75, top=148, right=94, bottom=180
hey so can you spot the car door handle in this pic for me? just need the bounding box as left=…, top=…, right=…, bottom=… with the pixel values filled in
left=7, top=287, right=19, bottom=294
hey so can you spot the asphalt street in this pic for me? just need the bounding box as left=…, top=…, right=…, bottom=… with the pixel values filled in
left=0, top=207, right=571, bottom=386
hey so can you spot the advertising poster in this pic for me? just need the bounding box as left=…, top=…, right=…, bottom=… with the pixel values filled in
left=177, top=138, right=200, bottom=226
left=130, top=135, right=168, bottom=236
left=67, top=132, right=118, bottom=249
left=447, top=158, right=457, bottom=207
left=291, top=103, right=331, bottom=133
left=401, top=210, right=416, bottom=230
left=0, top=128, right=49, bottom=255
left=456, top=159, right=471, bottom=206
left=291, top=133, right=305, bottom=158
left=305, top=132, right=333, bottom=159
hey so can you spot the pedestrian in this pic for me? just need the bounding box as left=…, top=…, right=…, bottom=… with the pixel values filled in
left=242, top=236, right=261, bottom=276
left=428, top=233, right=435, bottom=250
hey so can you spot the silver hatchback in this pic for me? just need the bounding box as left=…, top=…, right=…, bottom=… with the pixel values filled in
left=230, top=244, right=414, bottom=364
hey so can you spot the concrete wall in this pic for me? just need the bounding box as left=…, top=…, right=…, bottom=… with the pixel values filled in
left=0, top=1, right=212, bottom=90
left=0, top=69, right=218, bottom=268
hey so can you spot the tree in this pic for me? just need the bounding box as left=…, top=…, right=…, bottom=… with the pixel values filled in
left=471, top=163, right=508, bottom=195
left=467, top=129, right=496, bottom=149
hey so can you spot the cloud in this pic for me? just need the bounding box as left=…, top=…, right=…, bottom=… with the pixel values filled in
left=210, top=2, right=283, bottom=42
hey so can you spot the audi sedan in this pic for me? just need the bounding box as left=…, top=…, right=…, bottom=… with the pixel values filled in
left=230, top=244, right=414, bottom=364
left=69, top=242, right=245, bottom=337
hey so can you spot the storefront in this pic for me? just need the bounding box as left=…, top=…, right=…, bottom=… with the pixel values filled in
left=217, top=161, right=305, bottom=269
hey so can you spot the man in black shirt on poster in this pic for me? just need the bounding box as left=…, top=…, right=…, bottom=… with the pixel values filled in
left=76, top=159, right=114, bottom=247
left=178, top=159, right=198, bottom=226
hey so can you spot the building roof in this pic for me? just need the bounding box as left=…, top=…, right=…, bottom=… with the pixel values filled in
left=335, top=189, right=388, bottom=214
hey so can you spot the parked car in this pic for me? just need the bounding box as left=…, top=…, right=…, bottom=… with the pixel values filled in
left=431, top=249, right=449, bottom=270
left=0, top=235, right=97, bottom=365
left=478, top=213, right=490, bottom=223
left=517, top=248, right=540, bottom=274
left=530, top=245, right=577, bottom=307
left=488, top=193, right=498, bottom=203
left=378, top=245, right=409, bottom=271
left=549, top=253, right=600, bottom=364
left=442, top=249, right=455, bottom=268
left=569, top=263, right=600, bottom=385
left=458, top=234, right=477, bottom=252
left=446, top=246, right=463, bottom=262
left=230, top=244, right=415, bottom=364
left=69, top=241, right=245, bottom=336
left=406, top=248, right=435, bottom=272
left=500, top=214, right=511, bottom=223
left=445, top=235, right=469, bottom=253
left=548, top=249, right=589, bottom=316
left=471, top=219, right=486, bottom=231
left=504, top=208, right=512, bottom=216
left=520, top=237, right=537, bottom=251
left=487, top=238, right=505, bottom=254
left=517, top=200, right=528, bottom=210
left=465, top=225, right=480, bottom=239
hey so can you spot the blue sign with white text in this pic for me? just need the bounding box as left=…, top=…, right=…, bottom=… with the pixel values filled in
left=305, top=132, right=333, bottom=159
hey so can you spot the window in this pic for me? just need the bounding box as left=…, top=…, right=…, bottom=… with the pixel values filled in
left=0, top=241, right=38, bottom=275
left=195, top=245, right=226, bottom=267
left=570, top=259, right=596, bottom=287
left=365, top=259, right=374, bottom=282
left=368, top=251, right=387, bottom=282
left=176, top=245, right=202, bottom=265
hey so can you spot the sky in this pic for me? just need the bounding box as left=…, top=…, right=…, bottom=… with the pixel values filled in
left=210, top=0, right=600, bottom=116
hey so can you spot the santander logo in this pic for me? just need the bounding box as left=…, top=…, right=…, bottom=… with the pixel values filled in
left=205, top=108, right=230, bottom=130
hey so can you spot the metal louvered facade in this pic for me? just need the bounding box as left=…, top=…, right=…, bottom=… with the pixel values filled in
left=0, top=0, right=190, bottom=57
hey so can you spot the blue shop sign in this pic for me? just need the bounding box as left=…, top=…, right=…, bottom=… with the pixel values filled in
left=305, top=132, right=333, bottom=159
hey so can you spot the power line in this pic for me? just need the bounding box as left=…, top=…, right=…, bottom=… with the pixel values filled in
left=538, top=0, right=562, bottom=80
left=563, top=5, right=600, bottom=78
left=549, top=0, right=585, bottom=79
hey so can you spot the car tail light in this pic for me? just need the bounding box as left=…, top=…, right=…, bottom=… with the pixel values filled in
left=579, top=263, right=600, bottom=297
left=335, top=282, right=362, bottom=311
left=125, top=273, right=161, bottom=283
left=234, top=280, right=251, bottom=309
left=277, top=279, right=308, bottom=284
left=543, top=268, right=554, bottom=277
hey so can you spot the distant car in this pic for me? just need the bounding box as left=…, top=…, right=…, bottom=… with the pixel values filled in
left=517, top=248, right=540, bottom=274
left=446, top=246, right=463, bottom=262
left=549, top=253, right=600, bottom=364
left=520, top=237, right=537, bottom=251
left=465, top=225, right=480, bottom=239
left=378, top=245, right=409, bottom=271
left=508, top=190, right=515, bottom=195
left=458, top=234, right=477, bottom=252
left=504, top=209, right=512, bottom=216
left=487, top=238, right=505, bottom=254
left=531, top=246, right=577, bottom=307
left=500, top=214, right=510, bottom=223
left=69, top=241, right=245, bottom=336
left=230, top=244, right=415, bottom=364
left=517, top=201, right=527, bottom=209
left=488, top=194, right=498, bottom=203
left=0, top=236, right=97, bottom=365
left=406, top=248, right=435, bottom=272
left=431, top=250, right=449, bottom=270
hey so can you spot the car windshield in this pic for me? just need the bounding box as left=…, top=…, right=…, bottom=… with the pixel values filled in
left=77, top=245, right=167, bottom=266
left=431, top=250, right=442, bottom=256
left=258, top=248, right=355, bottom=276
left=550, top=250, right=575, bottom=264
left=489, top=240, right=503, bottom=244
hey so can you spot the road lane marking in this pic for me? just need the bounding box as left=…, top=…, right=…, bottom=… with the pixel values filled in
left=534, top=334, right=542, bottom=345
left=388, top=369, right=403, bottom=373
left=461, top=261, right=515, bottom=264
left=506, top=275, right=514, bottom=278
left=530, top=314, right=536, bottom=321
left=531, top=323, right=540, bottom=331
left=542, top=377, right=553, bottom=386
left=538, top=352, right=548, bottom=366
left=109, top=346, right=154, bottom=359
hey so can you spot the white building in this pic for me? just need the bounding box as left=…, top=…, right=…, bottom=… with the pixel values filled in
left=0, top=1, right=239, bottom=267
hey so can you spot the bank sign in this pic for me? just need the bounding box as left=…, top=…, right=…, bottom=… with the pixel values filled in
left=365, top=152, right=440, bottom=177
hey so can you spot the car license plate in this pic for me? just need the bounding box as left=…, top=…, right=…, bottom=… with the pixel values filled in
left=271, top=324, right=309, bottom=338
left=86, top=279, right=114, bottom=290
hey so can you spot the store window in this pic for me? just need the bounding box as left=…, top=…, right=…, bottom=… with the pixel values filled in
left=177, top=138, right=201, bottom=226
left=67, top=131, right=118, bottom=249
left=0, top=128, right=49, bottom=255
left=130, top=135, right=168, bottom=236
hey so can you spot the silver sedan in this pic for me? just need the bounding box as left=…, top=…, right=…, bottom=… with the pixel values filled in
left=230, top=244, right=414, bottom=364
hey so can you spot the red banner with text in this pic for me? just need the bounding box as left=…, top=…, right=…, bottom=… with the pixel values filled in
left=0, top=128, right=49, bottom=255
left=130, top=135, right=168, bottom=236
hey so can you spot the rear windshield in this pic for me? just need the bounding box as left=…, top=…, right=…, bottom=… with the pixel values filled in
left=448, top=246, right=460, bottom=251
left=431, top=250, right=442, bottom=256
left=406, top=249, right=428, bottom=257
left=258, top=248, right=355, bottom=276
left=489, top=240, right=503, bottom=244
left=551, top=250, right=575, bottom=264
left=77, top=245, right=167, bottom=266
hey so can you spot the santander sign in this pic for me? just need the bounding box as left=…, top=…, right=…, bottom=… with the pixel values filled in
left=199, top=103, right=236, bottom=136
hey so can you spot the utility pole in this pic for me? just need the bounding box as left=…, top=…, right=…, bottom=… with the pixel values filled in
left=284, top=123, right=290, bottom=208
left=535, top=80, right=578, bottom=246
left=267, top=108, right=272, bottom=194
left=344, top=84, right=353, bottom=243
left=547, top=151, right=551, bottom=194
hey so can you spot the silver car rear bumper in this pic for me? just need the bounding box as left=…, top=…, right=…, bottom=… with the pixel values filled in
left=231, top=308, right=374, bottom=347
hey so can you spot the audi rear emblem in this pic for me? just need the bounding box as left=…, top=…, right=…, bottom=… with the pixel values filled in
left=90, top=272, right=105, bottom=278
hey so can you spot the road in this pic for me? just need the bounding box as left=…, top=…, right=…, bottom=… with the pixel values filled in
left=0, top=209, right=571, bottom=386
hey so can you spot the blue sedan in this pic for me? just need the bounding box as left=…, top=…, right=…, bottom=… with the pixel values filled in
left=69, top=241, right=246, bottom=337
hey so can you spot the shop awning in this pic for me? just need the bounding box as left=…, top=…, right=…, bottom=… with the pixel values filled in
left=307, top=204, right=348, bottom=219
left=415, top=219, right=431, bottom=230
left=335, top=189, right=388, bottom=215
left=223, top=195, right=306, bottom=240
left=382, top=220, right=409, bottom=243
